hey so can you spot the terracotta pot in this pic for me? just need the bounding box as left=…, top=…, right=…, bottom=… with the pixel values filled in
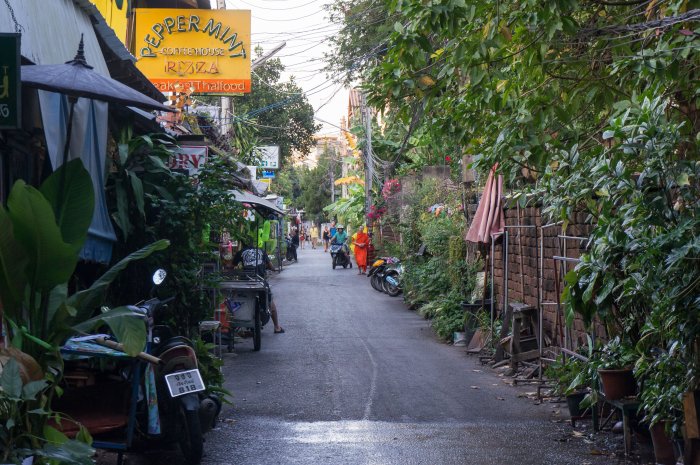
left=650, top=422, right=676, bottom=465
left=598, top=368, right=637, bottom=400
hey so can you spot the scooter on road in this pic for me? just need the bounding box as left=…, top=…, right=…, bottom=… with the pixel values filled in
left=330, top=241, right=352, bottom=269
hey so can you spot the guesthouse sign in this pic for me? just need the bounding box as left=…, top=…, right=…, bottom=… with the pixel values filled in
left=133, top=9, right=251, bottom=94
left=0, top=34, right=20, bottom=129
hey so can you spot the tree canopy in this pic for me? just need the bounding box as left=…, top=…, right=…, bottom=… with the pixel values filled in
left=237, top=52, right=320, bottom=165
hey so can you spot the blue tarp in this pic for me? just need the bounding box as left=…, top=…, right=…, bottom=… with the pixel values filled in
left=39, top=91, right=117, bottom=264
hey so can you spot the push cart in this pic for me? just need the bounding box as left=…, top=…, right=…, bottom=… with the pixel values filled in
left=217, top=273, right=271, bottom=352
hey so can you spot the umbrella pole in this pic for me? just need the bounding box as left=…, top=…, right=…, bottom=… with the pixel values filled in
left=57, top=96, right=78, bottom=213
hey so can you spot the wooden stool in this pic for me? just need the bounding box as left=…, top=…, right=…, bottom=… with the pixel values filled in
left=509, top=302, right=540, bottom=370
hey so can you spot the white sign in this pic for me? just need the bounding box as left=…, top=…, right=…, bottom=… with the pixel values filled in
left=164, top=369, right=205, bottom=397
left=257, top=145, right=279, bottom=169
left=167, top=146, right=208, bottom=175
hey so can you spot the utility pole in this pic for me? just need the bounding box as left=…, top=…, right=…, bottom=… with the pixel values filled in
left=329, top=145, right=336, bottom=203
left=361, top=93, right=373, bottom=219
left=217, top=0, right=232, bottom=134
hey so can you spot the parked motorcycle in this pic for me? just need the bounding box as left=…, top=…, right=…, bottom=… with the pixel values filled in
left=368, top=258, right=389, bottom=292
left=330, top=242, right=352, bottom=269
left=368, top=257, right=400, bottom=293
left=57, top=270, right=219, bottom=465
left=382, top=261, right=403, bottom=297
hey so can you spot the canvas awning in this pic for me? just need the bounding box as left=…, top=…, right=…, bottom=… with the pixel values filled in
left=230, top=190, right=285, bottom=217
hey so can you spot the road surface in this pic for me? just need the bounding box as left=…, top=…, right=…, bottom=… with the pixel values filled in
left=195, top=246, right=612, bottom=465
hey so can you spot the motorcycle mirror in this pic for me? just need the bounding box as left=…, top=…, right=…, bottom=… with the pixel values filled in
left=152, top=269, right=167, bottom=286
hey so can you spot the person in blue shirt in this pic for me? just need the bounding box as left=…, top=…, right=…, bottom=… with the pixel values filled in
left=329, top=221, right=337, bottom=239
left=330, top=224, right=348, bottom=245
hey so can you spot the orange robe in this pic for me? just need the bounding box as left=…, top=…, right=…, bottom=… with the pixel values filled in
left=353, top=231, right=369, bottom=267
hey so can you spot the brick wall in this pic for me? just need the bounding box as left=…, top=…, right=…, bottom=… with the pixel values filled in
left=490, top=206, right=604, bottom=348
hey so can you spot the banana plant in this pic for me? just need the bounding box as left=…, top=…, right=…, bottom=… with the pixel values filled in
left=0, top=159, right=168, bottom=361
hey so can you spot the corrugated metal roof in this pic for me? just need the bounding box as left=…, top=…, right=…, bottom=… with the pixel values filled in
left=0, top=0, right=109, bottom=75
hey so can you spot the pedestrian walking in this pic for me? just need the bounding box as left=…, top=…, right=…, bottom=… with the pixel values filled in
left=322, top=226, right=330, bottom=252
left=304, top=227, right=312, bottom=248
left=300, top=228, right=305, bottom=249
left=310, top=224, right=319, bottom=249
left=353, top=225, right=369, bottom=274
left=291, top=229, right=299, bottom=261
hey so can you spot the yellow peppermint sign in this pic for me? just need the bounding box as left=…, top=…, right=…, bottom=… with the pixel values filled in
left=133, top=9, right=251, bottom=94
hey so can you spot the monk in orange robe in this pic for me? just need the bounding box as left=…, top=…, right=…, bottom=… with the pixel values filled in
left=353, top=226, right=370, bottom=274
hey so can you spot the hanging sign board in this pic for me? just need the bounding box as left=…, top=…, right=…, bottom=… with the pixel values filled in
left=167, top=146, right=208, bottom=175
left=0, top=34, right=21, bottom=129
left=133, top=9, right=251, bottom=94
left=261, top=170, right=275, bottom=179
left=256, top=145, right=279, bottom=169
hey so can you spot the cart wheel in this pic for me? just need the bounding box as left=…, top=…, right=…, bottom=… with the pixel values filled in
left=253, top=306, right=262, bottom=351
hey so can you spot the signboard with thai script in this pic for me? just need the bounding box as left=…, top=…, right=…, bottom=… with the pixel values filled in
left=133, top=9, right=251, bottom=94
left=168, top=146, right=208, bottom=175
left=261, top=170, right=275, bottom=179
left=257, top=145, right=279, bottom=169
left=0, top=34, right=20, bottom=129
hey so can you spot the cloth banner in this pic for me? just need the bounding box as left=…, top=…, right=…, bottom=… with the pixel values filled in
left=38, top=91, right=117, bottom=263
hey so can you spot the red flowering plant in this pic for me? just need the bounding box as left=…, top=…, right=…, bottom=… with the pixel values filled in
left=381, top=178, right=401, bottom=200
left=367, top=204, right=387, bottom=220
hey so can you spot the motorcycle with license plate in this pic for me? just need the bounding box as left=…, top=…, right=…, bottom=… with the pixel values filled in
left=56, top=270, right=220, bottom=465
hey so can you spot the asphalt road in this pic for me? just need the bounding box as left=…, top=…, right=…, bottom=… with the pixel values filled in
left=195, top=246, right=613, bottom=465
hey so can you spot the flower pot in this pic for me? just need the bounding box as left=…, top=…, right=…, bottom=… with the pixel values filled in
left=598, top=368, right=636, bottom=400
left=566, top=391, right=587, bottom=418
left=650, top=422, right=676, bottom=465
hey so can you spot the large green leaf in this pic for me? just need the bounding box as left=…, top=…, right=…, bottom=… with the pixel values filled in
left=0, top=358, right=22, bottom=399
left=39, top=159, right=94, bottom=252
left=67, top=240, right=170, bottom=322
left=6, top=180, right=77, bottom=292
left=72, top=306, right=146, bottom=356
left=0, top=207, right=27, bottom=319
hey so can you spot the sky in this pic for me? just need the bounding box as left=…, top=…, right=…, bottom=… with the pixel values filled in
left=213, top=0, right=349, bottom=136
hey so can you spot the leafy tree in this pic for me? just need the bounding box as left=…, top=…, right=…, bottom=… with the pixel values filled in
left=237, top=51, right=320, bottom=164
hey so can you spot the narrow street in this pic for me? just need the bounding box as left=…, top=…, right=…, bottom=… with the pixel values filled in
left=200, top=247, right=610, bottom=465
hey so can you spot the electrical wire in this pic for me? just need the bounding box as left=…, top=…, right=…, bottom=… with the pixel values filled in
left=234, top=0, right=321, bottom=11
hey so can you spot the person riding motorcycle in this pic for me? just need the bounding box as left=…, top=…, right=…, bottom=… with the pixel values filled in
left=330, top=224, right=349, bottom=256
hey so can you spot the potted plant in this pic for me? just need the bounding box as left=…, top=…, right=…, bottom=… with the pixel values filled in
left=635, top=348, right=685, bottom=465
left=546, top=354, right=589, bottom=418
left=595, top=337, right=638, bottom=400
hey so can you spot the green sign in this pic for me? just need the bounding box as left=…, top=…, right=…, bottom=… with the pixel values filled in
left=0, top=33, right=20, bottom=129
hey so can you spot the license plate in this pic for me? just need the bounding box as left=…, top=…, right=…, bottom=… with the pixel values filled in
left=386, top=276, right=399, bottom=286
left=164, top=369, right=205, bottom=397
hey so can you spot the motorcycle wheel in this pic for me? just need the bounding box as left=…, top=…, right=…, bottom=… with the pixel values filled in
left=332, top=256, right=337, bottom=269
left=383, top=271, right=402, bottom=297
left=348, top=260, right=352, bottom=268
left=253, top=305, right=262, bottom=351
left=178, top=406, right=203, bottom=465
left=371, top=273, right=384, bottom=292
